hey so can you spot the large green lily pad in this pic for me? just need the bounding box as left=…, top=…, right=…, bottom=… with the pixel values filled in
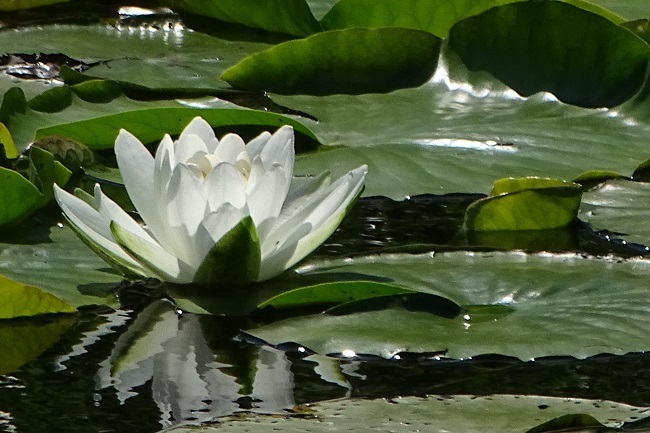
left=247, top=252, right=650, bottom=360
left=447, top=2, right=650, bottom=107
left=221, top=28, right=441, bottom=95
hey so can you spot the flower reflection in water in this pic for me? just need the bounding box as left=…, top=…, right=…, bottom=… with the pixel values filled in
left=95, top=301, right=300, bottom=427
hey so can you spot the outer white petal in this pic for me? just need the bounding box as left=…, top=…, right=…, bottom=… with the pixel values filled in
left=257, top=165, right=367, bottom=281
left=177, top=117, right=219, bottom=152
left=54, top=185, right=148, bottom=276
left=249, top=125, right=294, bottom=177
left=92, top=184, right=157, bottom=244
left=259, top=172, right=332, bottom=255
left=115, top=129, right=168, bottom=244
left=111, top=221, right=192, bottom=283
left=203, top=162, right=247, bottom=211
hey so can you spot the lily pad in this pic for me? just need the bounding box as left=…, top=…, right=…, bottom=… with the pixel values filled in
left=168, top=0, right=322, bottom=37
left=579, top=179, right=650, bottom=247
left=447, top=1, right=650, bottom=107
left=221, top=28, right=441, bottom=95
left=320, top=0, right=522, bottom=37
left=247, top=252, right=650, bottom=360
left=464, top=177, right=583, bottom=231
left=257, top=281, right=417, bottom=311
left=0, top=167, right=42, bottom=227
left=0, top=222, right=121, bottom=308
left=2, top=87, right=317, bottom=152
left=164, top=395, right=649, bottom=433
left=0, top=275, right=75, bottom=318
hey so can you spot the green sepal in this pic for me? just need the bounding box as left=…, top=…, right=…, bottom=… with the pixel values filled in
left=65, top=215, right=145, bottom=279
left=193, top=216, right=261, bottom=285
left=29, top=146, right=73, bottom=207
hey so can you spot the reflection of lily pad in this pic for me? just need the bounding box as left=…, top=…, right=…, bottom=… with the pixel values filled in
left=0, top=315, right=74, bottom=374
left=247, top=252, right=650, bottom=360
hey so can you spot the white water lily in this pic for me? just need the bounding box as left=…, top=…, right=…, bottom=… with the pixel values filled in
left=54, top=117, right=367, bottom=284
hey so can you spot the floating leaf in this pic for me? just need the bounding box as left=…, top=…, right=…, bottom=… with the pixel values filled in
left=0, top=275, right=75, bottom=318
left=258, top=281, right=416, bottom=311
left=28, top=146, right=72, bottom=206
left=0, top=0, right=71, bottom=11
left=632, top=157, right=650, bottom=181
left=572, top=169, right=627, bottom=190
left=0, top=121, right=17, bottom=159
left=464, top=178, right=583, bottom=231
left=0, top=222, right=121, bottom=308
left=169, top=0, right=322, bottom=37
left=580, top=179, right=650, bottom=248
left=320, top=0, right=522, bottom=37
left=448, top=1, right=650, bottom=107
left=221, top=28, right=441, bottom=95
left=248, top=251, right=650, bottom=360
left=0, top=167, right=42, bottom=227
left=164, top=395, right=649, bottom=433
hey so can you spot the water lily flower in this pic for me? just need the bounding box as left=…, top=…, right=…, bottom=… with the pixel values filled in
left=54, top=117, right=367, bottom=284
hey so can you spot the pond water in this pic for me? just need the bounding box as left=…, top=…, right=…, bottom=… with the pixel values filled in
left=1, top=195, right=649, bottom=432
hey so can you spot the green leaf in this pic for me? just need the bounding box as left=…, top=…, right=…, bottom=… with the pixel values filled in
left=0, top=315, right=74, bottom=375
left=221, top=28, right=441, bottom=95
left=0, top=121, right=17, bottom=159
left=193, top=216, right=261, bottom=285
left=169, top=0, right=322, bottom=37
left=632, top=156, right=650, bottom=181
left=163, top=395, right=646, bottom=433
left=448, top=1, right=650, bottom=107
left=0, top=0, right=70, bottom=11
left=0, top=167, right=43, bottom=227
left=0, top=222, right=120, bottom=308
left=0, top=275, right=76, bottom=318
left=464, top=178, right=583, bottom=231
left=320, top=0, right=522, bottom=37
left=248, top=251, right=650, bottom=360
left=28, top=146, right=72, bottom=206
left=257, top=281, right=418, bottom=311
left=623, top=19, right=650, bottom=45
left=580, top=179, right=650, bottom=247
left=582, top=0, right=650, bottom=20
left=572, top=169, right=627, bottom=190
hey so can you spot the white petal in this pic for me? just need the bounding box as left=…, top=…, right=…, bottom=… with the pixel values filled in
left=245, top=131, right=272, bottom=157
left=193, top=203, right=249, bottom=265
left=93, top=184, right=156, bottom=244
left=246, top=164, right=288, bottom=226
left=203, top=162, right=247, bottom=211
left=259, top=172, right=332, bottom=255
left=248, top=125, right=294, bottom=176
left=154, top=134, right=176, bottom=185
left=258, top=165, right=367, bottom=280
left=165, top=164, right=208, bottom=239
left=215, top=133, right=247, bottom=164
left=174, top=134, right=208, bottom=164
left=111, top=221, right=192, bottom=283
left=177, top=117, right=219, bottom=152
left=115, top=129, right=167, bottom=243
left=54, top=185, right=147, bottom=275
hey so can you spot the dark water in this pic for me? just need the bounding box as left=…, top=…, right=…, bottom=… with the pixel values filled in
left=0, top=194, right=649, bottom=432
